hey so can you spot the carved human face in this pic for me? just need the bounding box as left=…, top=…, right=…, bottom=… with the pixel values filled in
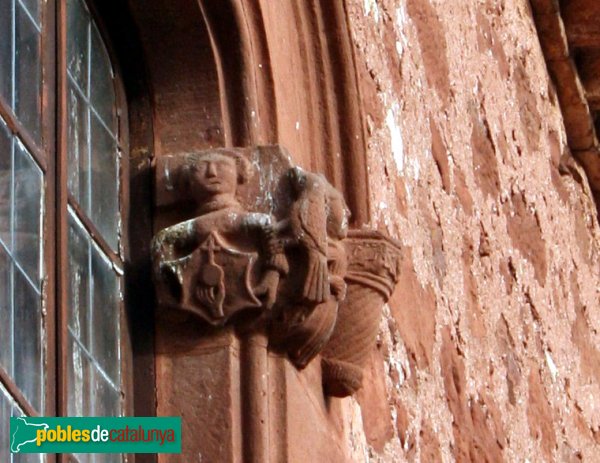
left=189, top=153, right=238, bottom=199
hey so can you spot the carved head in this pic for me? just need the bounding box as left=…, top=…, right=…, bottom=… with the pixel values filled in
left=326, top=188, right=350, bottom=239
left=288, top=166, right=306, bottom=194
left=288, top=166, right=350, bottom=239
left=185, top=151, right=252, bottom=200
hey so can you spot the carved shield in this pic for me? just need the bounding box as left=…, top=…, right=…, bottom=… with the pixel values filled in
left=177, top=231, right=262, bottom=325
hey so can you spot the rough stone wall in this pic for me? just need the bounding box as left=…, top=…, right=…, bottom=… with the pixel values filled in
left=341, top=0, right=600, bottom=461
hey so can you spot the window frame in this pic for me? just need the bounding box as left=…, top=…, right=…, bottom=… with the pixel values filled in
left=0, top=0, right=132, bottom=452
left=0, top=0, right=56, bottom=420
left=57, top=0, right=132, bottom=426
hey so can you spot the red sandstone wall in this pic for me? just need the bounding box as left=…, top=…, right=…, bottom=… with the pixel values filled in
left=342, top=0, right=600, bottom=460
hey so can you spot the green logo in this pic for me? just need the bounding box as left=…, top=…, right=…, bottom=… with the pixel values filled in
left=10, top=417, right=181, bottom=454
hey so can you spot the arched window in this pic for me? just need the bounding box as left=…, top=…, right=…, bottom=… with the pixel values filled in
left=0, top=0, right=129, bottom=459
left=65, top=0, right=125, bottom=421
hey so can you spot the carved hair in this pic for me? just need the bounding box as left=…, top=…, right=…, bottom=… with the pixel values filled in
left=183, top=150, right=254, bottom=186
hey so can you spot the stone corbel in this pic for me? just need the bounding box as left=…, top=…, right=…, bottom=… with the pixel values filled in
left=321, top=230, right=402, bottom=397
left=151, top=145, right=402, bottom=392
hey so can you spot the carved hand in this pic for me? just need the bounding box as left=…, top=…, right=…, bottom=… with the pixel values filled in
left=254, top=269, right=281, bottom=310
left=329, top=275, right=347, bottom=302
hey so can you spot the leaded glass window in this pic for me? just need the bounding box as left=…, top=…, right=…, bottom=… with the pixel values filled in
left=65, top=0, right=124, bottom=424
left=0, top=0, right=43, bottom=140
left=0, top=0, right=129, bottom=461
left=0, top=0, right=46, bottom=419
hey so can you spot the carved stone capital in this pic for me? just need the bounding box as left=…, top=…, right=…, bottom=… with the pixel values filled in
left=321, top=230, right=402, bottom=397
left=344, top=229, right=402, bottom=298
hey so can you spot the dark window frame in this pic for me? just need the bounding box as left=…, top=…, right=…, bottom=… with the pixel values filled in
left=0, top=0, right=56, bottom=421
left=0, top=0, right=132, bottom=459
left=58, top=0, right=131, bottom=430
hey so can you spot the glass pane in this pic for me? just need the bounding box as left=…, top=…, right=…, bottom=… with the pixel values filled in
left=90, top=23, right=116, bottom=133
left=0, top=120, right=11, bottom=247
left=90, top=114, right=119, bottom=250
left=94, top=452, right=121, bottom=463
left=91, top=367, right=120, bottom=416
left=20, top=0, right=41, bottom=27
left=14, top=451, right=44, bottom=463
left=68, top=213, right=89, bottom=345
left=67, top=219, right=122, bottom=425
left=11, top=371, right=45, bottom=463
left=0, top=373, right=12, bottom=463
left=13, top=267, right=43, bottom=411
left=0, top=248, right=12, bottom=376
left=91, top=242, right=120, bottom=383
left=67, top=82, right=89, bottom=210
left=0, top=0, right=13, bottom=105
left=15, top=3, right=41, bottom=140
left=67, top=0, right=89, bottom=95
left=67, top=337, right=91, bottom=418
left=65, top=0, right=124, bottom=428
left=13, top=140, right=42, bottom=284
left=75, top=452, right=91, bottom=463
left=75, top=453, right=92, bottom=463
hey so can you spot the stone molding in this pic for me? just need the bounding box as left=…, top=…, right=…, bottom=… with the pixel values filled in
left=531, top=0, right=600, bottom=193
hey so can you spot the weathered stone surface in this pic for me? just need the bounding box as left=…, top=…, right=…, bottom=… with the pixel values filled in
left=155, top=324, right=242, bottom=463
left=339, top=0, right=600, bottom=460
left=283, top=359, right=348, bottom=462
left=355, top=348, right=395, bottom=452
